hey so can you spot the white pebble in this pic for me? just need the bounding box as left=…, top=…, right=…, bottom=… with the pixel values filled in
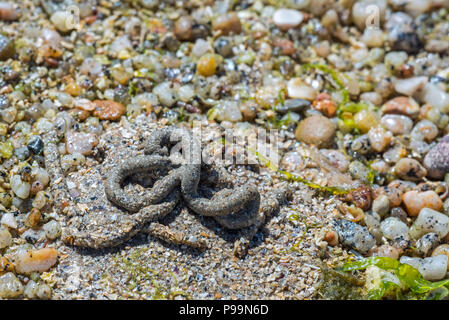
left=0, top=272, right=23, bottom=298
left=50, top=11, right=77, bottom=33
left=287, top=78, right=317, bottom=101
left=0, top=227, right=12, bottom=248
left=43, top=220, right=62, bottom=240
left=153, top=82, right=177, bottom=107
left=215, top=100, right=242, bottom=122
left=10, top=175, right=31, bottom=199
left=410, top=207, right=449, bottom=239
left=273, top=9, right=304, bottom=30
left=400, top=255, right=448, bottom=281
left=1, top=212, right=17, bottom=229
left=422, top=83, right=449, bottom=113
left=395, top=76, right=428, bottom=96
left=380, top=217, right=409, bottom=240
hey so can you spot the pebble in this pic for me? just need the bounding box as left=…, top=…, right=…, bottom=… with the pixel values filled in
left=381, top=96, right=420, bottom=118
left=400, top=255, right=448, bottom=281
left=43, top=220, right=62, bottom=240
left=92, top=100, right=125, bottom=121
left=273, top=9, right=304, bottom=30
left=212, top=13, right=241, bottom=35
left=197, top=54, right=221, bottom=77
left=368, top=244, right=400, bottom=260
left=423, top=134, right=449, bottom=180
left=14, top=248, right=59, bottom=274
left=402, top=190, right=443, bottom=217
left=65, top=131, right=98, bottom=156
left=422, top=83, right=449, bottom=114
left=11, top=175, right=31, bottom=199
left=354, top=110, right=380, bottom=134
left=287, top=79, right=317, bottom=101
left=1, top=212, right=17, bottom=229
left=380, top=217, right=409, bottom=241
left=0, top=227, right=12, bottom=248
left=409, top=208, right=449, bottom=239
left=153, top=82, right=177, bottom=107
left=381, top=114, right=413, bottom=135
left=368, top=127, right=392, bottom=152
left=295, top=115, right=335, bottom=148
left=192, top=39, right=213, bottom=58
left=0, top=2, right=19, bottom=21
left=215, top=100, right=242, bottom=122
left=25, top=208, right=41, bottom=228
left=0, top=34, right=14, bottom=61
left=0, top=272, right=24, bottom=298
left=372, top=194, right=390, bottom=217
left=333, top=219, right=376, bottom=254
left=275, top=99, right=310, bottom=114
left=27, top=135, right=44, bottom=155
left=394, top=77, right=427, bottom=96
left=416, top=232, right=439, bottom=256
left=411, top=120, right=438, bottom=142
left=393, top=158, right=427, bottom=182
left=50, top=11, right=77, bottom=33
left=432, top=244, right=449, bottom=268
left=174, top=16, right=194, bottom=41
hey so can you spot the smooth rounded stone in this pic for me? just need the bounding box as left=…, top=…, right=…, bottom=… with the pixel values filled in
left=24, top=280, right=39, bottom=299
left=390, top=207, right=409, bottom=224
left=372, top=194, right=390, bottom=217
left=1, top=212, right=17, bottom=229
left=92, top=100, right=126, bottom=121
left=422, top=83, right=449, bottom=114
left=215, top=100, right=242, bottom=122
left=0, top=34, right=14, bottom=61
left=287, top=78, right=317, bottom=101
left=65, top=131, right=98, bottom=156
left=400, top=255, right=448, bottom=281
left=403, top=190, right=443, bottom=217
left=214, top=37, right=233, bottom=58
left=0, top=2, right=20, bottom=21
left=43, top=220, right=62, bottom=240
left=10, top=175, right=31, bottom=199
left=370, top=159, right=391, bottom=175
left=394, top=77, right=427, bottom=96
left=393, top=158, right=427, bottom=182
left=368, top=127, right=392, bottom=152
left=109, top=35, right=132, bottom=57
left=333, top=219, right=376, bottom=254
left=273, top=8, right=304, bottom=30
left=432, top=244, right=449, bottom=268
left=212, top=12, right=241, bottom=35
left=352, top=0, right=387, bottom=30
left=411, top=120, right=439, bottom=142
left=0, top=272, right=23, bottom=298
left=295, top=115, right=335, bottom=148
left=380, top=217, right=409, bottom=241
left=416, top=232, right=439, bottom=256
left=31, top=168, right=50, bottom=187
left=275, top=99, right=310, bottom=114
left=423, top=135, right=449, bottom=180
left=368, top=244, right=400, bottom=260
left=0, top=227, right=12, bottom=249
left=361, top=28, right=385, bottom=47
left=50, top=11, right=77, bottom=33
left=174, top=16, right=194, bottom=41
left=381, top=96, right=420, bottom=118
left=14, top=248, right=58, bottom=274
left=381, top=114, right=413, bottom=135
left=409, top=208, right=449, bottom=239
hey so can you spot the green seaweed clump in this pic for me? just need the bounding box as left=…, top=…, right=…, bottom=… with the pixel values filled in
left=316, top=263, right=365, bottom=300
left=339, top=257, right=449, bottom=300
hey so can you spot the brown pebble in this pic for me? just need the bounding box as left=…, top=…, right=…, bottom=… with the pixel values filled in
left=212, top=13, right=242, bottom=35
left=323, top=231, right=338, bottom=246
left=174, top=16, right=194, bottom=41
left=402, top=190, right=443, bottom=217
left=93, top=100, right=125, bottom=121
left=346, top=185, right=372, bottom=211
left=381, top=96, right=420, bottom=118
left=395, top=64, right=414, bottom=78
left=295, top=115, right=336, bottom=148
left=0, top=256, right=14, bottom=274
left=25, top=208, right=41, bottom=228
left=394, top=158, right=427, bottom=182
